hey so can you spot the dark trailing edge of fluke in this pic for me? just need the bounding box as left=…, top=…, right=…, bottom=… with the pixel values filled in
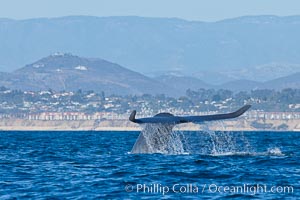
left=129, top=105, right=251, bottom=124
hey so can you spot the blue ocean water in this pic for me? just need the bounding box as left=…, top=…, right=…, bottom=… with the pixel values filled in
left=0, top=131, right=299, bottom=199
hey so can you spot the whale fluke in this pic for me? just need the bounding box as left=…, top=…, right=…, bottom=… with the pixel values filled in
left=129, top=105, right=251, bottom=124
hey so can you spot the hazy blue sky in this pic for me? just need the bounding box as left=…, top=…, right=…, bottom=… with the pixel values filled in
left=1, top=0, right=300, bottom=21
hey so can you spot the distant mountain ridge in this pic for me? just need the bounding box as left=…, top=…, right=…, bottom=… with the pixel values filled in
left=0, top=15, right=300, bottom=84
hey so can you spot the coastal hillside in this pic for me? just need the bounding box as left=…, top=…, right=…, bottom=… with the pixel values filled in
left=263, top=72, right=300, bottom=90
left=0, top=53, right=299, bottom=95
left=0, top=53, right=173, bottom=95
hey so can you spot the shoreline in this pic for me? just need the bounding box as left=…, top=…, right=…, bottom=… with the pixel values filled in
left=0, top=118, right=299, bottom=132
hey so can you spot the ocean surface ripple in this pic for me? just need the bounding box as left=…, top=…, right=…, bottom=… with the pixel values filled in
left=0, top=131, right=299, bottom=199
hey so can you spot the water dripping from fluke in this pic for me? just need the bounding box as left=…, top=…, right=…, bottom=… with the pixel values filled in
left=130, top=123, right=251, bottom=155
left=200, top=123, right=253, bottom=156
left=129, top=122, right=284, bottom=157
left=130, top=124, right=187, bottom=155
